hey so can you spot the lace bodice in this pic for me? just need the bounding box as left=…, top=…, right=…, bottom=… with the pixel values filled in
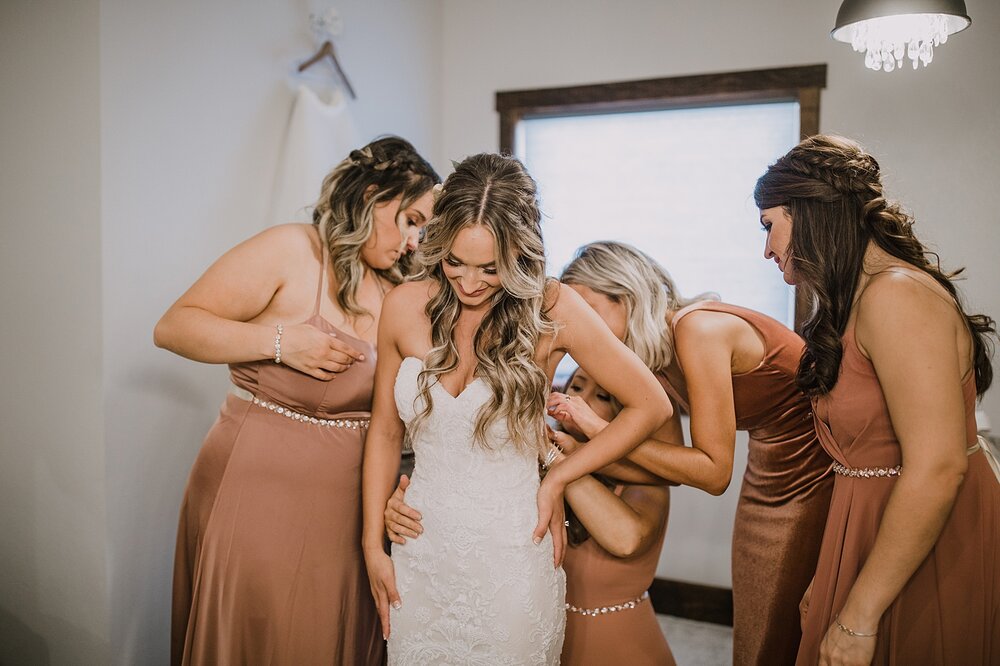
left=387, top=356, right=565, bottom=665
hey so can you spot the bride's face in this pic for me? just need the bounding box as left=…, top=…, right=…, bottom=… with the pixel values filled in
left=442, top=225, right=503, bottom=308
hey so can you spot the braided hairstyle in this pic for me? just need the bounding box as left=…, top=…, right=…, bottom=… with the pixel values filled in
left=312, top=136, right=440, bottom=318
left=754, top=134, right=995, bottom=396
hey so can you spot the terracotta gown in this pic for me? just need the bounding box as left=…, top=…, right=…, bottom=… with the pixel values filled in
left=171, top=241, right=384, bottom=665
left=798, top=267, right=1000, bottom=665
left=561, top=484, right=675, bottom=665
left=665, top=302, right=834, bottom=666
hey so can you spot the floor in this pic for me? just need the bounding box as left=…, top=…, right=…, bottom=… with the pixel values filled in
left=657, top=615, right=733, bottom=666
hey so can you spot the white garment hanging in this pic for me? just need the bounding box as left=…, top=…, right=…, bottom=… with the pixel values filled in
left=267, top=84, right=361, bottom=227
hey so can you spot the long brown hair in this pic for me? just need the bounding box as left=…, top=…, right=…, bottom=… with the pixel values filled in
left=754, top=134, right=995, bottom=396
left=312, top=136, right=440, bottom=319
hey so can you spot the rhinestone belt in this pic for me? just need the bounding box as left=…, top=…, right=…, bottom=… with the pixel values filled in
left=832, top=462, right=901, bottom=478
left=566, top=590, right=649, bottom=617
left=229, top=384, right=369, bottom=429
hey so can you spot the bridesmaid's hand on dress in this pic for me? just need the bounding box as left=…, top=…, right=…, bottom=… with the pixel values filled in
left=364, top=550, right=401, bottom=640
left=280, top=323, right=365, bottom=380
left=533, top=473, right=567, bottom=567
left=384, top=475, right=423, bottom=544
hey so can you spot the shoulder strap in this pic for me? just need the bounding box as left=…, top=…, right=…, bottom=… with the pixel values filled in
left=313, top=223, right=328, bottom=317
left=669, top=300, right=713, bottom=332
left=868, top=266, right=958, bottom=310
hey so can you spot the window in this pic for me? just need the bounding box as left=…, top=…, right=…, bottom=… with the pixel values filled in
left=497, top=65, right=826, bottom=332
left=498, top=67, right=827, bottom=591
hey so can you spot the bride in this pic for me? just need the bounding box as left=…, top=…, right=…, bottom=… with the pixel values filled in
left=361, top=153, right=670, bottom=664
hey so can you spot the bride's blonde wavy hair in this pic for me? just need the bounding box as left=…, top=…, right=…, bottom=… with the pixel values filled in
left=409, top=153, right=554, bottom=453
left=560, top=241, right=715, bottom=373
left=312, top=136, right=440, bottom=319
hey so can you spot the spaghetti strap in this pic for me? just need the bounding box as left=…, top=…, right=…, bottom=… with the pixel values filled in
left=867, top=265, right=959, bottom=310
left=313, top=225, right=328, bottom=318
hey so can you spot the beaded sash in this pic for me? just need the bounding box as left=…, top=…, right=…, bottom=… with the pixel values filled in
left=833, top=437, right=1000, bottom=483
left=566, top=590, right=649, bottom=617
left=229, top=384, right=369, bottom=429
left=832, top=462, right=900, bottom=478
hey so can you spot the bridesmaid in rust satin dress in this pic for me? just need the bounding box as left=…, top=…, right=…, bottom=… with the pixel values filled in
left=553, top=366, right=676, bottom=666
left=802, top=270, right=999, bottom=664
left=661, top=302, right=833, bottom=666
left=756, top=134, right=999, bottom=665
left=155, top=137, right=439, bottom=664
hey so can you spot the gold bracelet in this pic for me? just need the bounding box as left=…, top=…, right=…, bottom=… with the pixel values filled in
left=835, top=614, right=877, bottom=638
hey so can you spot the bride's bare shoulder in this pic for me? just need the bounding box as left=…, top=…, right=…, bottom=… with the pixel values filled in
left=383, top=280, right=435, bottom=319
left=543, top=279, right=587, bottom=323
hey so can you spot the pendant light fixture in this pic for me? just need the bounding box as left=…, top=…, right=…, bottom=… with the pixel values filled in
left=831, top=0, right=971, bottom=72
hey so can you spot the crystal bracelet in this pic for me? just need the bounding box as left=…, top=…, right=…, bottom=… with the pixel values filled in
left=274, top=323, right=284, bottom=364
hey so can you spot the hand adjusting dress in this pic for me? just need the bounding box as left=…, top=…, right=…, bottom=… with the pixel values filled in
left=171, top=237, right=383, bottom=665
left=387, top=356, right=566, bottom=665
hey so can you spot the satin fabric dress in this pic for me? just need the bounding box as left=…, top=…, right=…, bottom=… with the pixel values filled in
left=561, top=484, right=675, bottom=665
left=171, top=240, right=384, bottom=665
left=665, top=302, right=834, bottom=666
left=797, top=267, right=1000, bottom=665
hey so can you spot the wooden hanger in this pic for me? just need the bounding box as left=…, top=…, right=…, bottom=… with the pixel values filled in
left=298, top=40, right=356, bottom=99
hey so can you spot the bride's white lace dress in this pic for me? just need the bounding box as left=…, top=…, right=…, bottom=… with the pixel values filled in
left=388, top=356, right=566, bottom=665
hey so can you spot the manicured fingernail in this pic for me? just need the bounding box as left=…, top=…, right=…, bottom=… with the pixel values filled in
left=359, top=355, right=366, bottom=361
left=533, top=536, right=541, bottom=545
left=392, top=600, right=401, bottom=610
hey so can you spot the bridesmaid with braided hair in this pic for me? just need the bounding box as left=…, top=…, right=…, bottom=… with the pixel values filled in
left=755, top=134, right=999, bottom=665
left=156, top=136, right=439, bottom=664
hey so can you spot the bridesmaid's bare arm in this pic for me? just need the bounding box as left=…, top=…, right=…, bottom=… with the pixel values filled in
left=558, top=455, right=670, bottom=558
left=825, top=273, right=970, bottom=639
left=153, top=224, right=363, bottom=378
left=616, top=312, right=740, bottom=495
left=547, top=396, right=684, bottom=485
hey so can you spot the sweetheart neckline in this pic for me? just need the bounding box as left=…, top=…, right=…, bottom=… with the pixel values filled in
left=399, top=355, right=486, bottom=401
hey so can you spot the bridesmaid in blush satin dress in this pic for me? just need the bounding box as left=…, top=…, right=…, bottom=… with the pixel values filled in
left=156, top=136, right=439, bottom=664
left=552, top=367, right=676, bottom=666
left=171, top=242, right=382, bottom=665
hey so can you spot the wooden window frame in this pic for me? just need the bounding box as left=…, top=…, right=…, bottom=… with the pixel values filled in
left=495, top=64, right=827, bottom=332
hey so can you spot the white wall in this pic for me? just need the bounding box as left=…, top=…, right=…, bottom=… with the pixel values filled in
left=440, top=0, right=1000, bottom=586
left=98, top=1, right=440, bottom=663
left=0, top=1, right=111, bottom=664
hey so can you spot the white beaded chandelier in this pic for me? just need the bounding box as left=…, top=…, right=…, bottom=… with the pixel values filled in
left=831, top=0, right=972, bottom=72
